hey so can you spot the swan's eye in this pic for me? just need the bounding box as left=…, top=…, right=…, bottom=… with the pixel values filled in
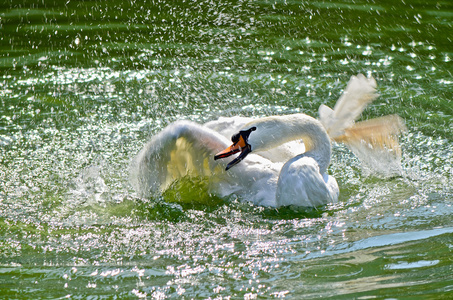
left=231, top=126, right=256, bottom=144
left=231, top=132, right=241, bottom=143
left=215, top=126, right=256, bottom=170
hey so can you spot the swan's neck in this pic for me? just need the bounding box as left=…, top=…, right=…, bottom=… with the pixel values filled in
left=246, top=114, right=332, bottom=173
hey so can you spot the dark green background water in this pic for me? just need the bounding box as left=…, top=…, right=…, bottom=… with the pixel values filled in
left=1, top=0, right=452, bottom=298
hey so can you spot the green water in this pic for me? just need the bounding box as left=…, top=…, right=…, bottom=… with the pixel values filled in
left=1, top=0, right=452, bottom=298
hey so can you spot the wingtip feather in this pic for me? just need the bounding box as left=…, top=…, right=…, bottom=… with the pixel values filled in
left=333, top=114, right=407, bottom=155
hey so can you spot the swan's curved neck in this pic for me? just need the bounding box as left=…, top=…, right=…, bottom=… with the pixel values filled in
left=246, top=114, right=332, bottom=173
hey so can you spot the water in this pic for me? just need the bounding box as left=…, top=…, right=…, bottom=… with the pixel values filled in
left=1, top=0, right=452, bottom=298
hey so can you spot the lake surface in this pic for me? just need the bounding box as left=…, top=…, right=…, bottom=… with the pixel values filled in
left=1, top=0, right=452, bottom=298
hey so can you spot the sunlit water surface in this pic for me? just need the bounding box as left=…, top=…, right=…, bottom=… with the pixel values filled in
left=1, top=0, right=452, bottom=298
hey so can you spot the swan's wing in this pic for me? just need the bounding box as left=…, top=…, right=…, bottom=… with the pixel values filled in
left=130, top=121, right=230, bottom=197
left=334, top=115, right=406, bottom=153
left=204, top=116, right=253, bottom=139
left=318, top=74, right=406, bottom=177
left=334, top=115, right=407, bottom=176
left=319, top=74, right=379, bottom=138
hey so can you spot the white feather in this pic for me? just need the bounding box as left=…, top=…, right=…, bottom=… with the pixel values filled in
left=319, top=74, right=378, bottom=138
left=319, top=74, right=406, bottom=177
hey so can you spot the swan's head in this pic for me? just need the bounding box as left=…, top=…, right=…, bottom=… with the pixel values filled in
left=214, top=126, right=256, bottom=170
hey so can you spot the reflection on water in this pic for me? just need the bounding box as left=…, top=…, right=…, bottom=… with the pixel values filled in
left=1, top=0, right=452, bottom=298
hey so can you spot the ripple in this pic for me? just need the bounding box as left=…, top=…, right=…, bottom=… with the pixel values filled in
left=302, top=263, right=363, bottom=278
left=386, top=260, right=440, bottom=270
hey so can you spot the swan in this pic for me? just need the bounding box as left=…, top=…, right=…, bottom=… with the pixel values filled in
left=213, top=113, right=339, bottom=206
left=130, top=74, right=406, bottom=207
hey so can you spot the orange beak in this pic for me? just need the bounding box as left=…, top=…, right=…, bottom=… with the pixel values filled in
left=214, top=126, right=256, bottom=170
left=214, top=136, right=247, bottom=159
left=214, top=136, right=252, bottom=170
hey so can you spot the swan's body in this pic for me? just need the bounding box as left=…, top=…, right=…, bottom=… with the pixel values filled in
left=131, top=74, right=405, bottom=207
left=131, top=114, right=337, bottom=207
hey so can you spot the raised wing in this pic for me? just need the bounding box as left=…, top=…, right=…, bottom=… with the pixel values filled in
left=130, top=121, right=230, bottom=197
left=334, top=115, right=407, bottom=176
left=318, top=74, right=407, bottom=177
left=319, top=74, right=379, bottom=139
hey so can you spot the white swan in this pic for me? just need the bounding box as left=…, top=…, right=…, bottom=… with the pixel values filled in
left=130, top=74, right=405, bottom=207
